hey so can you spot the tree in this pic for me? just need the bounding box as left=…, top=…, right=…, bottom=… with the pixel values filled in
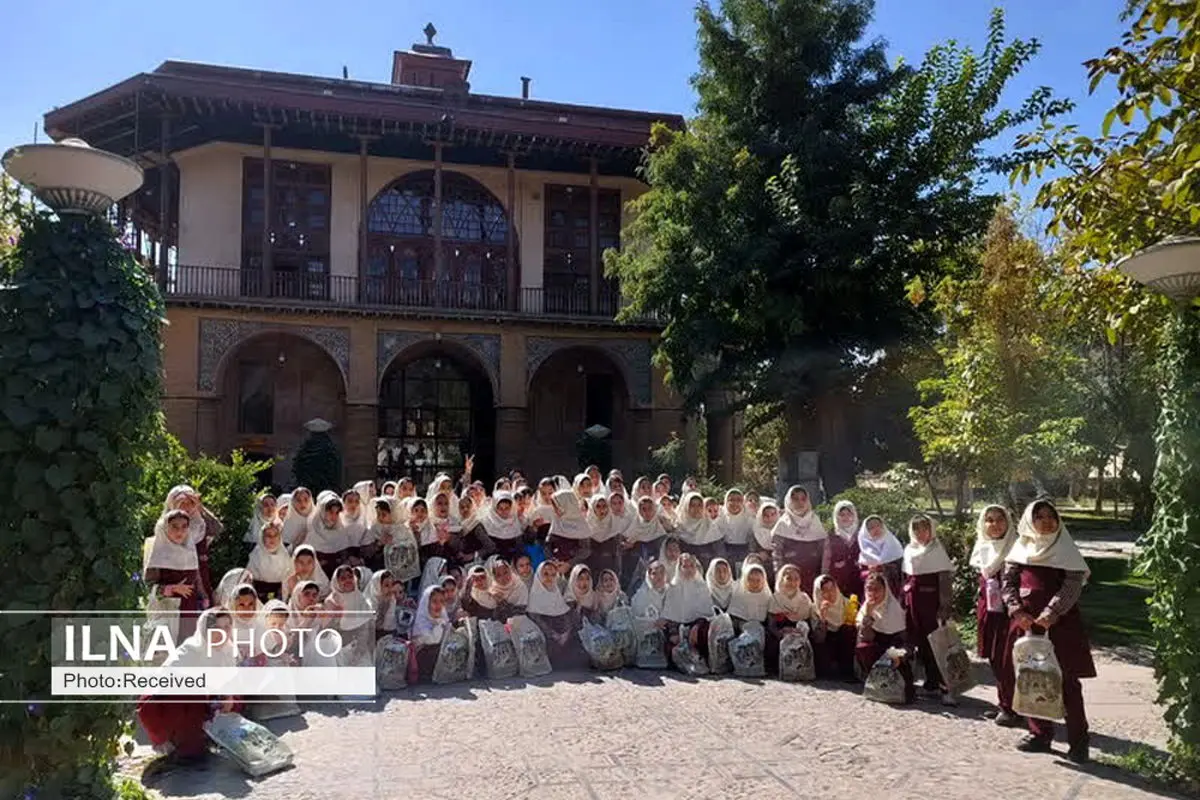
left=292, top=427, right=342, bottom=495
left=608, top=1, right=1068, bottom=495
left=1016, top=0, right=1200, bottom=778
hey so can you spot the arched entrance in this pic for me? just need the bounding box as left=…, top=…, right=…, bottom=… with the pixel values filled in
left=377, top=346, right=495, bottom=489
left=364, top=170, right=516, bottom=310
left=217, top=332, right=347, bottom=489
left=527, top=347, right=631, bottom=479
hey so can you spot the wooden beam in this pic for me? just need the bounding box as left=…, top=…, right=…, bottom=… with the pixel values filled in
left=506, top=150, right=518, bottom=312
left=358, top=136, right=370, bottom=293
left=589, top=156, right=599, bottom=314
left=156, top=116, right=171, bottom=291
left=261, top=124, right=273, bottom=295
left=433, top=140, right=445, bottom=293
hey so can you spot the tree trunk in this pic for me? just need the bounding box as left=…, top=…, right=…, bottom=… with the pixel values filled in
left=1094, top=466, right=1104, bottom=513
left=954, top=466, right=970, bottom=521
left=924, top=466, right=945, bottom=519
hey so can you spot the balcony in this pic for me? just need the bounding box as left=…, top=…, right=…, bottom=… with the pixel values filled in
left=162, top=265, right=661, bottom=325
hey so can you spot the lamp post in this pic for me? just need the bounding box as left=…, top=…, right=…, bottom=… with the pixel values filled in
left=1117, top=237, right=1200, bottom=772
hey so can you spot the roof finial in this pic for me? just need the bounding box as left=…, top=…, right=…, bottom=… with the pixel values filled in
left=423, top=22, right=437, bottom=46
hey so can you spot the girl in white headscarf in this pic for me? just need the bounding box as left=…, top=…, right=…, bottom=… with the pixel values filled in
left=326, top=564, right=374, bottom=668
left=706, top=557, right=735, bottom=611
left=353, top=481, right=377, bottom=525
left=824, top=500, right=863, bottom=599
left=751, top=502, right=780, bottom=578
left=856, top=571, right=914, bottom=702
left=144, top=509, right=204, bottom=640
left=586, top=494, right=622, bottom=577
left=411, top=584, right=449, bottom=683
left=369, top=497, right=420, bottom=588
left=546, top=482, right=591, bottom=565
left=527, top=561, right=587, bottom=668
left=658, top=537, right=683, bottom=583
left=727, top=563, right=773, bottom=626
left=244, top=494, right=276, bottom=548
left=563, top=564, right=601, bottom=620
left=366, top=569, right=399, bottom=637
left=811, top=574, right=855, bottom=680
left=283, top=544, right=330, bottom=601
left=460, top=563, right=498, bottom=620
left=163, top=484, right=223, bottom=603
left=422, top=492, right=463, bottom=563
left=1002, top=500, right=1094, bottom=761
left=630, top=560, right=669, bottom=619
left=484, top=555, right=529, bottom=615
left=305, top=491, right=348, bottom=575
left=456, top=493, right=496, bottom=567
left=770, top=485, right=826, bottom=596
left=214, top=568, right=253, bottom=611
left=970, top=504, right=1019, bottom=724
left=676, top=491, right=726, bottom=569
left=595, top=568, right=627, bottom=614
left=136, top=608, right=238, bottom=759
left=282, top=486, right=314, bottom=548
left=340, top=489, right=369, bottom=563
left=902, top=514, right=956, bottom=703
left=718, top=489, right=754, bottom=567
left=228, top=583, right=263, bottom=661
left=246, top=519, right=291, bottom=601
left=621, top=495, right=667, bottom=588
left=857, top=514, right=904, bottom=598
left=662, top=552, right=715, bottom=662
left=480, top=490, right=525, bottom=563
left=766, top=563, right=814, bottom=669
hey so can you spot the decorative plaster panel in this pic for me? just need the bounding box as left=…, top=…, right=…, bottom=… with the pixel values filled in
left=376, top=330, right=501, bottom=400
left=526, top=336, right=653, bottom=407
left=198, top=318, right=350, bottom=392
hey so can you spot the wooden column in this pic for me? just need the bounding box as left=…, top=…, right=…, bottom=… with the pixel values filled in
left=506, top=151, right=518, bottom=311
left=357, top=136, right=370, bottom=300
left=261, top=124, right=274, bottom=296
left=433, top=141, right=445, bottom=294
left=588, top=157, right=599, bottom=314
left=156, top=116, right=171, bottom=291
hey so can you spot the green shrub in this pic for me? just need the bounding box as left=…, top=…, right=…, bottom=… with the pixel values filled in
left=0, top=207, right=162, bottom=798
left=645, top=432, right=687, bottom=484
left=134, top=420, right=276, bottom=582
left=292, top=430, right=342, bottom=495
left=575, top=433, right=613, bottom=475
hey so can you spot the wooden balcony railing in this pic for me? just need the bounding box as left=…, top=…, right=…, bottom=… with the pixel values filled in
left=163, top=265, right=660, bottom=324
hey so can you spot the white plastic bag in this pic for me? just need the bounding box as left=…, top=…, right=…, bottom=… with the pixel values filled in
left=143, top=591, right=180, bottom=654
left=479, top=619, right=520, bottom=679
left=375, top=634, right=410, bottom=690
left=1012, top=631, right=1065, bottom=721
left=730, top=621, right=766, bottom=678
left=707, top=612, right=735, bottom=674
left=634, top=609, right=668, bottom=669
left=431, top=625, right=471, bottom=684
left=863, top=647, right=908, bottom=704
left=509, top=614, right=553, bottom=677
left=204, top=712, right=294, bottom=777
left=928, top=622, right=975, bottom=695
left=779, top=624, right=815, bottom=682
left=670, top=624, right=710, bottom=677
left=606, top=606, right=637, bottom=666
left=463, top=617, right=479, bottom=681
left=579, top=619, right=624, bottom=670
left=384, top=538, right=421, bottom=583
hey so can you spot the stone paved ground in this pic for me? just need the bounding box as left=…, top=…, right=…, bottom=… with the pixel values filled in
left=126, top=652, right=1178, bottom=800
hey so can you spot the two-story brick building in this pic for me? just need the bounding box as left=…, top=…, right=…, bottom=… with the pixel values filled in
left=43, top=30, right=696, bottom=487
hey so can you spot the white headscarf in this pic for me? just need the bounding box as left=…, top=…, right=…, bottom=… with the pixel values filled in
left=626, top=497, right=667, bottom=543
left=247, top=521, right=291, bottom=584
left=214, top=568, right=253, bottom=608
left=752, top=502, right=779, bottom=550
left=146, top=510, right=199, bottom=572
left=726, top=563, right=772, bottom=622
left=328, top=565, right=372, bottom=631
left=282, top=488, right=314, bottom=546
left=630, top=562, right=669, bottom=618
left=287, top=544, right=329, bottom=599
left=902, top=515, right=955, bottom=575
left=659, top=537, right=682, bottom=581
left=228, top=583, right=264, bottom=653
left=428, top=493, right=463, bottom=540
left=718, top=489, right=754, bottom=545
left=813, top=574, right=847, bottom=630
left=832, top=500, right=859, bottom=542
left=484, top=556, right=528, bottom=607
left=366, top=570, right=397, bottom=632
left=418, top=556, right=448, bottom=598
left=606, top=494, right=635, bottom=542
left=465, top=564, right=496, bottom=610
left=969, top=504, right=1017, bottom=578
left=163, top=485, right=207, bottom=546
left=772, top=485, right=826, bottom=542
left=706, top=558, right=735, bottom=610
left=587, top=496, right=619, bottom=542
left=564, top=564, right=598, bottom=610
left=858, top=577, right=906, bottom=635
left=286, top=579, right=322, bottom=629
left=340, top=489, right=368, bottom=547
left=412, top=585, right=448, bottom=645
left=1006, top=500, right=1090, bottom=577
left=164, top=608, right=238, bottom=668
left=527, top=562, right=571, bottom=616
left=857, top=515, right=904, bottom=567
left=768, top=564, right=814, bottom=617
left=662, top=554, right=713, bottom=623
left=353, top=481, right=377, bottom=526
left=548, top=487, right=591, bottom=540
left=305, top=491, right=347, bottom=553
left=244, top=495, right=275, bottom=544
left=480, top=491, right=522, bottom=540
left=676, top=491, right=723, bottom=545
left=595, top=569, right=625, bottom=614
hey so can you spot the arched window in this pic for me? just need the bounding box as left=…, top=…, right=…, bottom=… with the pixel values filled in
left=365, top=171, right=514, bottom=309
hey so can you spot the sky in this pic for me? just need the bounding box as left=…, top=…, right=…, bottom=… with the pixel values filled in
left=0, top=0, right=1130, bottom=195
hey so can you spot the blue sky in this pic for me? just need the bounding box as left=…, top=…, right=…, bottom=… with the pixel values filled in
left=0, top=0, right=1128, bottom=193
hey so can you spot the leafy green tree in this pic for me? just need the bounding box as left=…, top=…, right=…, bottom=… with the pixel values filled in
left=292, top=429, right=342, bottom=495
left=1016, top=0, right=1200, bottom=777
left=608, top=1, right=1068, bottom=495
